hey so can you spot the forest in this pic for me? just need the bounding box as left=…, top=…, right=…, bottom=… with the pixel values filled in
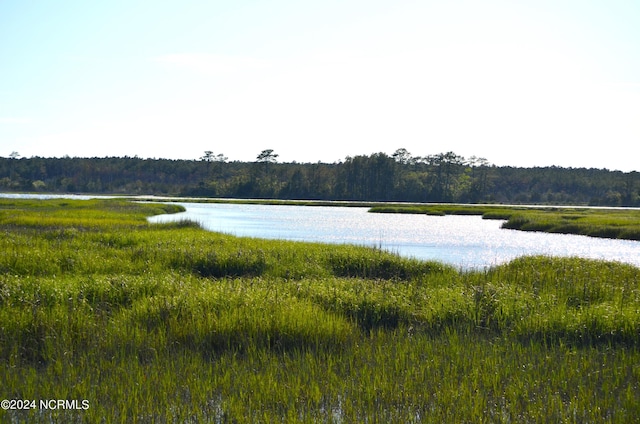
left=1, top=149, right=638, bottom=206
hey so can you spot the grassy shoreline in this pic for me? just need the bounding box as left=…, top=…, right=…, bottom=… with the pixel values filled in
left=370, top=204, right=640, bottom=240
left=1, top=198, right=639, bottom=422
left=6, top=192, right=640, bottom=240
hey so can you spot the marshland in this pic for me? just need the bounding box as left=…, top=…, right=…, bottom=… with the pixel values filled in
left=148, top=201, right=640, bottom=269
left=1, top=198, right=639, bottom=422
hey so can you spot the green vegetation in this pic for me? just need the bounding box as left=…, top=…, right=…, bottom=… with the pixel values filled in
left=1, top=198, right=640, bottom=422
left=371, top=204, right=640, bottom=240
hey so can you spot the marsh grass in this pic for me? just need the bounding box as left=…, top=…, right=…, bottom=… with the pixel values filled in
left=371, top=204, right=640, bottom=240
left=1, top=198, right=640, bottom=422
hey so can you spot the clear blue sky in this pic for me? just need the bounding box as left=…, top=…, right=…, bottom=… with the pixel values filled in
left=1, top=1, right=639, bottom=170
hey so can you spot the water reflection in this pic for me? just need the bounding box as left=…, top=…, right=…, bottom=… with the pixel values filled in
left=148, top=203, right=640, bottom=270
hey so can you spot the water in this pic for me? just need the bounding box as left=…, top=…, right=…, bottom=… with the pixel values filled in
left=3, top=193, right=638, bottom=270
left=148, top=202, right=640, bottom=270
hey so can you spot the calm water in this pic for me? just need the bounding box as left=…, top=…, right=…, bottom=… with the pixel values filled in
left=148, top=202, right=640, bottom=270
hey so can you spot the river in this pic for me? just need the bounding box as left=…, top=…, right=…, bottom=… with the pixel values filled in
left=147, top=202, right=640, bottom=270
left=3, top=193, right=639, bottom=270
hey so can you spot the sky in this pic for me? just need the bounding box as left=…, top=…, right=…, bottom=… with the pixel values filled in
left=1, top=1, right=639, bottom=171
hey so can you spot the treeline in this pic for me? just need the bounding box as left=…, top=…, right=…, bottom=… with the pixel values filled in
left=1, top=149, right=638, bottom=206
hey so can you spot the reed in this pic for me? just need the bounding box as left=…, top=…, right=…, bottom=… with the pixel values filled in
left=1, top=198, right=639, bottom=422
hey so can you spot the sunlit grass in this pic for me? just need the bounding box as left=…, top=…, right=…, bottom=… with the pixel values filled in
left=1, top=198, right=639, bottom=422
left=371, top=204, right=640, bottom=240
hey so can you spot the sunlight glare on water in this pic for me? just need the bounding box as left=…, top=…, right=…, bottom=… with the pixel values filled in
left=148, top=203, right=640, bottom=270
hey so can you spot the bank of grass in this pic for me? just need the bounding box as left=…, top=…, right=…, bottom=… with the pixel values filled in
left=370, top=204, right=640, bottom=240
left=1, top=198, right=640, bottom=422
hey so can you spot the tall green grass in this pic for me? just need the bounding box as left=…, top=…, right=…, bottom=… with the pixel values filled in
left=1, top=198, right=639, bottom=422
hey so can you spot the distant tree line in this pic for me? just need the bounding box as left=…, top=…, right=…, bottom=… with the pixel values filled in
left=1, top=149, right=638, bottom=206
